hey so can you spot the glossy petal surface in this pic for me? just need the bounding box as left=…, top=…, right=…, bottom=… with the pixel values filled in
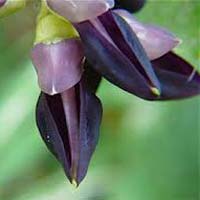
left=83, top=61, right=102, bottom=93
left=75, top=11, right=161, bottom=99
left=115, top=9, right=180, bottom=60
left=31, top=39, right=84, bottom=95
left=152, top=52, right=200, bottom=100
left=36, top=76, right=103, bottom=185
left=46, top=0, right=114, bottom=23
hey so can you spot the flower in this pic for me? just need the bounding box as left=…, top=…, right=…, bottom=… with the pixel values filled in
left=36, top=66, right=103, bottom=186
left=1, top=0, right=200, bottom=186
left=33, top=0, right=200, bottom=186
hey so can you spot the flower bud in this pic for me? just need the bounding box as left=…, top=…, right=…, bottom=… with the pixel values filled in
left=36, top=70, right=103, bottom=186
left=74, top=10, right=161, bottom=99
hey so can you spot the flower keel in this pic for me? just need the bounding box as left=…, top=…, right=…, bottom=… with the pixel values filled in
left=36, top=70, right=103, bottom=185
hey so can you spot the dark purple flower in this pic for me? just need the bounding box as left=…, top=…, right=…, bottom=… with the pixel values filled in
left=36, top=66, right=102, bottom=186
left=1, top=0, right=199, bottom=186
left=74, top=10, right=199, bottom=100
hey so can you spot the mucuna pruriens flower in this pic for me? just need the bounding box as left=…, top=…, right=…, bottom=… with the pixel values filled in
left=36, top=68, right=102, bottom=186
left=1, top=0, right=200, bottom=187
left=35, top=1, right=199, bottom=186
left=74, top=9, right=200, bottom=100
left=75, top=10, right=162, bottom=99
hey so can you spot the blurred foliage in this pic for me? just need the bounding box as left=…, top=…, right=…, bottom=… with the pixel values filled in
left=0, top=1, right=199, bottom=200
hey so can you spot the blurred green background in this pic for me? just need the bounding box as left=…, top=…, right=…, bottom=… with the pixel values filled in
left=0, top=1, right=199, bottom=200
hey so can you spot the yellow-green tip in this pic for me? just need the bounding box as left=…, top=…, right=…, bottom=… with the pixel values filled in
left=71, top=179, right=78, bottom=188
left=151, top=87, right=161, bottom=96
left=34, top=1, right=79, bottom=45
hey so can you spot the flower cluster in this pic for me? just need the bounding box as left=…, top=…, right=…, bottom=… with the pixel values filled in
left=1, top=0, right=199, bottom=186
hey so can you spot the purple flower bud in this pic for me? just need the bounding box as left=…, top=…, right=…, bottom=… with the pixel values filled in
left=36, top=69, right=103, bottom=186
left=114, top=9, right=181, bottom=60
left=31, top=39, right=84, bottom=95
left=46, top=0, right=114, bottom=22
left=75, top=10, right=161, bottom=99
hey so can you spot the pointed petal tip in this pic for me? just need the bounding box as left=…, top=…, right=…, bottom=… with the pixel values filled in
left=151, top=87, right=161, bottom=96
left=71, top=179, right=79, bottom=188
left=152, top=52, right=200, bottom=100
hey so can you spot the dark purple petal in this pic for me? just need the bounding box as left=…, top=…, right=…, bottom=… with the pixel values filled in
left=115, top=0, right=146, bottom=13
left=74, top=11, right=161, bottom=100
left=0, top=0, right=6, bottom=7
left=152, top=52, right=200, bottom=100
left=36, top=93, right=72, bottom=180
left=99, top=11, right=160, bottom=88
left=114, top=9, right=181, bottom=60
left=36, top=75, right=103, bottom=186
left=83, top=61, right=102, bottom=93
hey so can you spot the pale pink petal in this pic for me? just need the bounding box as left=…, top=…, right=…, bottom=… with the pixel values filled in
left=114, top=9, right=181, bottom=60
left=46, top=0, right=114, bottom=23
left=31, top=39, right=84, bottom=95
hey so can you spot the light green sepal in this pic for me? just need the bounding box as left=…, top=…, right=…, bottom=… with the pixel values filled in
left=34, top=14, right=79, bottom=45
left=0, top=0, right=26, bottom=18
left=37, top=0, right=49, bottom=22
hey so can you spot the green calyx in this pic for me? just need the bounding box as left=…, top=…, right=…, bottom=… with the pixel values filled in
left=34, top=1, right=78, bottom=45
left=0, top=0, right=26, bottom=18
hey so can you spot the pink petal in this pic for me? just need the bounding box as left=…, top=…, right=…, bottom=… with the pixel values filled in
left=31, top=39, right=84, bottom=95
left=114, top=9, right=181, bottom=60
left=46, top=0, right=114, bottom=23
